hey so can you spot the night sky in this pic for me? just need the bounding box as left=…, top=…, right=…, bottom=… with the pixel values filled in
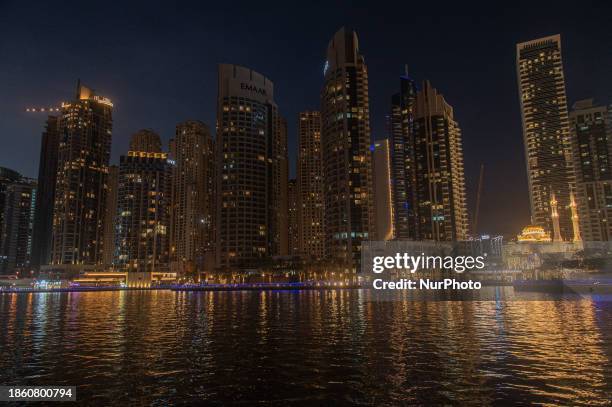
left=1, top=1, right=611, bottom=237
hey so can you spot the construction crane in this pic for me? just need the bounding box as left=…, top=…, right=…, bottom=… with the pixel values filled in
left=473, top=163, right=484, bottom=236
left=25, top=106, right=61, bottom=113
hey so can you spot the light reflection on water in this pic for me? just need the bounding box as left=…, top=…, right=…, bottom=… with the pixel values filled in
left=0, top=289, right=611, bottom=405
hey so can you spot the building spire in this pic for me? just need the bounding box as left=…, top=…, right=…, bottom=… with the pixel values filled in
left=550, top=192, right=562, bottom=242
left=570, top=190, right=581, bottom=242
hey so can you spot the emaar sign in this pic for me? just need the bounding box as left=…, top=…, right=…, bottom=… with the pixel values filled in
left=240, top=83, right=267, bottom=96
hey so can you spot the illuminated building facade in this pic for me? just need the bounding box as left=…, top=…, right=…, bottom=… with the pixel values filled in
left=517, top=225, right=552, bottom=242
left=288, top=179, right=299, bottom=255
left=272, top=116, right=289, bottom=257
left=321, top=28, right=374, bottom=270
left=516, top=35, right=574, bottom=240
left=413, top=81, right=469, bottom=241
left=389, top=71, right=418, bottom=240
left=0, top=177, right=36, bottom=274
left=297, top=111, right=325, bottom=260
left=115, top=132, right=172, bottom=272
left=51, top=81, right=113, bottom=266
left=371, top=139, right=394, bottom=240
left=216, top=64, right=288, bottom=269
left=170, top=121, right=215, bottom=275
left=569, top=99, right=612, bottom=241
left=31, top=116, right=59, bottom=269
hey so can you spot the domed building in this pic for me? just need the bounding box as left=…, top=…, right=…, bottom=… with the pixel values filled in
left=516, top=225, right=552, bottom=243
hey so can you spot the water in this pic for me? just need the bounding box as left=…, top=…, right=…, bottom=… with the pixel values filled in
left=1, top=289, right=611, bottom=405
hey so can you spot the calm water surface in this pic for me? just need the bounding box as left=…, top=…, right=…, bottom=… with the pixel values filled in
left=1, top=289, right=611, bottom=405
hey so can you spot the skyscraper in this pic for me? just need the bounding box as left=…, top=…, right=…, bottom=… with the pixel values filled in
left=321, top=28, right=374, bottom=271
left=51, top=81, right=113, bottom=268
left=288, top=178, right=299, bottom=256
left=115, top=131, right=172, bottom=272
left=371, top=139, right=394, bottom=240
left=102, top=165, right=118, bottom=268
left=297, top=111, right=325, bottom=261
left=216, top=64, right=286, bottom=270
left=0, top=167, right=21, bottom=259
left=413, top=81, right=469, bottom=241
left=569, top=99, right=612, bottom=241
left=129, top=129, right=162, bottom=153
left=0, top=178, right=37, bottom=274
left=389, top=71, right=418, bottom=240
left=272, top=116, right=289, bottom=257
left=517, top=35, right=574, bottom=240
left=170, top=121, right=215, bottom=276
left=31, top=116, right=59, bottom=269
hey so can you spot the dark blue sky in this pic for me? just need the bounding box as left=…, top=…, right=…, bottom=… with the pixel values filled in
left=1, top=0, right=611, bottom=236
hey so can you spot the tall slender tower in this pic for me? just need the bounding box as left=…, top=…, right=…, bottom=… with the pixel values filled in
left=0, top=167, right=22, bottom=270
left=371, top=139, right=394, bottom=240
left=389, top=70, right=418, bottom=240
left=569, top=100, right=612, bottom=241
left=51, top=81, right=113, bottom=268
left=321, top=27, right=374, bottom=271
left=216, top=64, right=286, bottom=270
left=413, top=81, right=469, bottom=241
left=287, top=179, right=299, bottom=256
left=102, top=165, right=118, bottom=268
left=115, top=131, right=172, bottom=272
left=517, top=35, right=574, bottom=240
left=0, top=178, right=37, bottom=274
left=31, top=116, right=59, bottom=269
left=170, top=121, right=215, bottom=276
left=272, top=115, right=289, bottom=256
left=297, top=111, right=325, bottom=261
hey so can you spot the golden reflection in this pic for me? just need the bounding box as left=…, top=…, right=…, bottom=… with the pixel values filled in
left=0, top=291, right=609, bottom=404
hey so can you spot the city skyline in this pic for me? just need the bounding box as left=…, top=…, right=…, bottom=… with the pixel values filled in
left=2, top=6, right=612, bottom=405
left=1, top=3, right=611, bottom=238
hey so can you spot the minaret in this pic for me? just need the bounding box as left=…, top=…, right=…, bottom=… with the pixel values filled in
left=570, top=191, right=581, bottom=242
left=550, top=192, right=562, bottom=242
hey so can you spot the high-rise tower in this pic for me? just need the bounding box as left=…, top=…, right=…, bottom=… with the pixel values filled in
left=569, top=99, right=612, bottom=241
left=51, top=81, right=113, bottom=267
left=216, top=64, right=287, bottom=270
left=0, top=177, right=36, bottom=274
left=321, top=28, right=374, bottom=271
left=115, top=131, right=172, bottom=272
left=0, top=167, right=21, bottom=264
left=102, top=165, right=119, bottom=268
left=297, top=111, right=325, bottom=261
left=371, top=139, right=394, bottom=240
left=389, top=70, right=418, bottom=240
left=170, top=121, right=215, bottom=276
left=287, top=178, right=299, bottom=256
left=31, top=116, right=59, bottom=269
left=413, top=81, right=469, bottom=241
left=272, top=116, right=289, bottom=257
left=129, top=129, right=162, bottom=153
left=517, top=35, right=574, bottom=240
